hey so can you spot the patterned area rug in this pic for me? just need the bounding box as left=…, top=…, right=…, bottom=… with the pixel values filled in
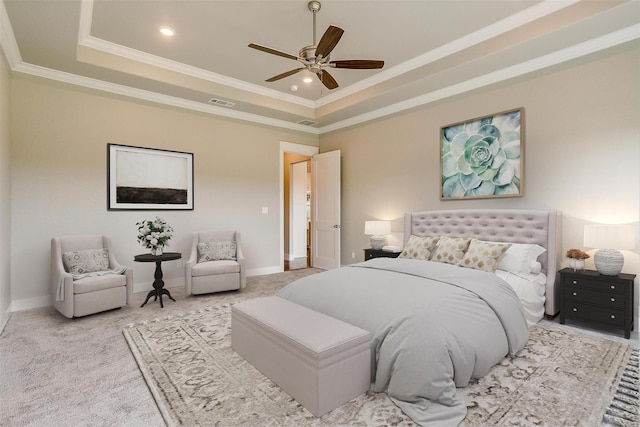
left=124, top=306, right=637, bottom=427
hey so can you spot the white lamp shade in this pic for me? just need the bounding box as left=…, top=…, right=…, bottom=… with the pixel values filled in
left=364, top=220, right=391, bottom=236
left=584, top=225, right=635, bottom=250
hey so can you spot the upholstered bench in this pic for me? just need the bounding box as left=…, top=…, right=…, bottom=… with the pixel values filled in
left=231, top=296, right=371, bottom=417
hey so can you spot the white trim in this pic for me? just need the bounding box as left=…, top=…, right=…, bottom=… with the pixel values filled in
left=247, top=266, right=282, bottom=277
left=0, top=0, right=22, bottom=68
left=1, top=0, right=637, bottom=135
left=77, top=1, right=315, bottom=109
left=0, top=307, right=10, bottom=334
left=315, top=0, right=580, bottom=107
left=9, top=295, right=51, bottom=313
left=279, top=142, right=319, bottom=274
left=11, top=62, right=320, bottom=135
left=319, top=24, right=640, bottom=134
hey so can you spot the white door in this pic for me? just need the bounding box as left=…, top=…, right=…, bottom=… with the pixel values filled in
left=312, top=150, right=341, bottom=270
left=290, top=161, right=308, bottom=259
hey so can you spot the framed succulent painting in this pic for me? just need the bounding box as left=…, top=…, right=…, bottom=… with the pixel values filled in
left=440, top=108, right=524, bottom=200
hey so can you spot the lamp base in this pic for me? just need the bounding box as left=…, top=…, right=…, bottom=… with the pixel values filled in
left=594, top=249, right=624, bottom=276
left=370, top=236, right=386, bottom=250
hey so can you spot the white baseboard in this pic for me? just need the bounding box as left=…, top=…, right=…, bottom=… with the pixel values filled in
left=0, top=305, right=11, bottom=335
left=247, top=266, right=282, bottom=276
left=9, top=295, right=52, bottom=313
left=8, top=266, right=285, bottom=310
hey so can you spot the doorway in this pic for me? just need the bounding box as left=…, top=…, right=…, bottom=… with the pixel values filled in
left=284, top=154, right=311, bottom=271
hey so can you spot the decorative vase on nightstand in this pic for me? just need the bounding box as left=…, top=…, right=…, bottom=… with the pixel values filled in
left=151, top=246, right=164, bottom=256
left=569, top=258, right=585, bottom=272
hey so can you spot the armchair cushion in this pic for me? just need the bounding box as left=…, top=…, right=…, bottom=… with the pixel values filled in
left=62, top=249, right=110, bottom=274
left=73, top=273, right=128, bottom=295
left=191, top=260, right=240, bottom=277
left=197, top=241, right=237, bottom=262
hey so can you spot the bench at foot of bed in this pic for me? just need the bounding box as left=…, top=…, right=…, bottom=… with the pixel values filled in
left=231, top=296, right=371, bottom=417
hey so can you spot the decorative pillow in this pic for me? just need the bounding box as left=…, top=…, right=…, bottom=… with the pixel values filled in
left=62, top=249, right=110, bottom=274
left=430, top=236, right=472, bottom=265
left=399, top=235, right=440, bottom=260
left=198, top=241, right=237, bottom=262
left=497, top=243, right=546, bottom=275
left=458, top=239, right=512, bottom=272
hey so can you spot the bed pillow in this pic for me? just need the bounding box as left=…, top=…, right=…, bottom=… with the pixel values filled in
left=497, top=243, right=546, bottom=275
left=198, top=241, right=237, bottom=262
left=458, top=239, right=512, bottom=272
left=399, top=235, right=440, bottom=260
left=430, top=236, right=471, bottom=265
left=62, top=248, right=110, bottom=274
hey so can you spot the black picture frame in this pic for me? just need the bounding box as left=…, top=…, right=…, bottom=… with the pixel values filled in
left=107, top=144, right=194, bottom=210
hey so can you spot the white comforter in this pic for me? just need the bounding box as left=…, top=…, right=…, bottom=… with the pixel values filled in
left=276, top=258, right=529, bottom=426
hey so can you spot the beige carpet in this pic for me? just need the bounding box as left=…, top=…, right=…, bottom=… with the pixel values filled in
left=124, top=303, right=638, bottom=427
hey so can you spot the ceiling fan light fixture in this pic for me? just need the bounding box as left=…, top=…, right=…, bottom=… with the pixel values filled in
left=159, top=26, right=175, bottom=37
left=248, top=0, right=384, bottom=90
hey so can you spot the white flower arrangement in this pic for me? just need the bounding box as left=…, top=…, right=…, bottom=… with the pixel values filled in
left=136, top=216, right=174, bottom=251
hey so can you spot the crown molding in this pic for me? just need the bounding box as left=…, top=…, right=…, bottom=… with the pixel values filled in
left=11, top=61, right=319, bottom=135
left=319, top=24, right=640, bottom=134
left=1, top=0, right=637, bottom=136
left=315, top=0, right=580, bottom=108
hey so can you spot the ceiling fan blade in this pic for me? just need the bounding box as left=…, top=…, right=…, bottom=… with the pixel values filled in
left=248, top=43, right=299, bottom=61
left=265, top=68, right=305, bottom=82
left=329, top=60, right=385, bottom=69
left=317, top=70, right=339, bottom=90
left=315, top=25, right=344, bottom=59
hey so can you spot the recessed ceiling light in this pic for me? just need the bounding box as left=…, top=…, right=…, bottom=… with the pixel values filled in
left=303, top=77, right=313, bottom=84
left=159, top=27, right=175, bottom=37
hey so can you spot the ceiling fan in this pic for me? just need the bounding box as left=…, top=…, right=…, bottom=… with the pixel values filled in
left=248, top=1, right=384, bottom=90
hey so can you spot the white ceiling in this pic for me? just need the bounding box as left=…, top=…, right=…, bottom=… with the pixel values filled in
left=2, top=0, right=639, bottom=134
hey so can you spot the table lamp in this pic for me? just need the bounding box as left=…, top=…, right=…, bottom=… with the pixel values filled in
left=365, top=220, right=391, bottom=250
left=584, top=224, right=635, bottom=276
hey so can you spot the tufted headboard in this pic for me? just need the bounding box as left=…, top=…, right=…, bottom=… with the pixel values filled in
left=403, top=209, right=562, bottom=316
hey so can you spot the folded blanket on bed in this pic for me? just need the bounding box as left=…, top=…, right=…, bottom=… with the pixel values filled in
left=277, top=258, right=529, bottom=427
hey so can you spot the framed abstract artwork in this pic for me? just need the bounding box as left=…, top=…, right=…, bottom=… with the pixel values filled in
left=440, top=108, right=524, bottom=200
left=108, top=144, right=194, bottom=210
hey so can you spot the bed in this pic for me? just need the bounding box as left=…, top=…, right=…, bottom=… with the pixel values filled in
left=276, top=209, right=561, bottom=426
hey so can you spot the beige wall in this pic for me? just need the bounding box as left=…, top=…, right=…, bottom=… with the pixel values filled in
left=9, top=76, right=318, bottom=308
left=320, top=44, right=639, bottom=318
left=0, top=49, right=11, bottom=330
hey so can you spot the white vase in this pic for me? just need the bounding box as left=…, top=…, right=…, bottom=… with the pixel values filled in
left=569, top=258, right=584, bottom=271
left=151, top=246, right=164, bottom=256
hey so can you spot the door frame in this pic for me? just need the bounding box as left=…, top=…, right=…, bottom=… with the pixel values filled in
left=280, top=141, right=319, bottom=272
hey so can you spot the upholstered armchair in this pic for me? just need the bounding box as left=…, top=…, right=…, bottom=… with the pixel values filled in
left=51, top=235, right=133, bottom=318
left=185, top=230, right=246, bottom=295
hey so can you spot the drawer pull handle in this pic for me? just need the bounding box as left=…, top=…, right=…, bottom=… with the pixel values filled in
left=572, top=308, right=578, bottom=312
left=611, top=298, right=615, bottom=302
left=611, top=315, right=616, bottom=319
left=573, top=292, right=577, bottom=296
left=572, top=280, right=578, bottom=285
left=610, top=285, right=616, bottom=290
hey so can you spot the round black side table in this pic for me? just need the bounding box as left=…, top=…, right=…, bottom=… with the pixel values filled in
left=134, top=252, right=181, bottom=308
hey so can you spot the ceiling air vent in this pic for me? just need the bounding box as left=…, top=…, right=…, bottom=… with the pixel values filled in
left=297, top=119, right=318, bottom=127
left=208, top=97, right=235, bottom=108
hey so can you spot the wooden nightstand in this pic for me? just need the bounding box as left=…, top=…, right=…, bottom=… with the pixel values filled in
left=364, top=249, right=401, bottom=260
left=559, top=268, right=635, bottom=338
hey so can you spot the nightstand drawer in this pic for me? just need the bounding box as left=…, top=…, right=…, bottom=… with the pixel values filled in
left=564, top=302, right=624, bottom=326
left=563, top=277, right=624, bottom=294
left=563, top=288, right=624, bottom=309
left=364, top=249, right=400, bottom=260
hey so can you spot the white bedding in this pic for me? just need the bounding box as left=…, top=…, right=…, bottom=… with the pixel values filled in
left=277, top=258, right=529, bottom=426
left=495, top=269, right=546, bottom=327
